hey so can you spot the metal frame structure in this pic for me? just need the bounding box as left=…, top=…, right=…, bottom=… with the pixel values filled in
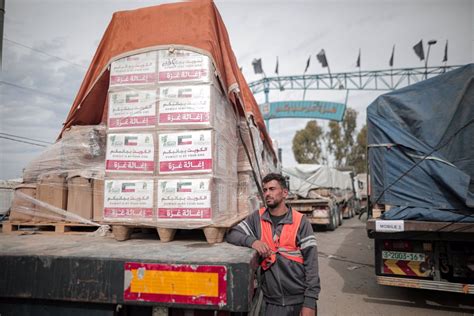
left=249, top=65, right=463, bottom=95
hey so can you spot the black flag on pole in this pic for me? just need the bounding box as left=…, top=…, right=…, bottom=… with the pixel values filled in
left=413, top=40, right=425, bottom=61
left=252, top=58, right=263, bottom=74
left=356, top=49, right=361, bottom=68
left=389, top=45, right=395, bottom=67
left=304, top=56, right=311, bottom=73
left=275, top=56, right=279, bottom=75
left=443, top=40, right=448, bottom=62
left=316, top=49, right=328, bottom=68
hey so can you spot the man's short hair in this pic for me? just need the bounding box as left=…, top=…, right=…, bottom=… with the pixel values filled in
left=262, top=173, right=288, bottom=190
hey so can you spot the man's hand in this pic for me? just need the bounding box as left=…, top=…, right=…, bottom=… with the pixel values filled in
left=300, top=306, right=315, bottom=316
left=251, top=240, right=272, bottom=257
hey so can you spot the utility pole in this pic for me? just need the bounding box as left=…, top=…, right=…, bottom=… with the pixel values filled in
left=0, top=0, right=5, bottom=69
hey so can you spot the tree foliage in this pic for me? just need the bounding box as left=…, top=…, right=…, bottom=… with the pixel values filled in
left=292, top=108, right=367, bottom=172
left=348, top=124, right=367, bottom=174
left=292, top=120, right=324, bottom=164
left=326, top=108, right=357, bottom=168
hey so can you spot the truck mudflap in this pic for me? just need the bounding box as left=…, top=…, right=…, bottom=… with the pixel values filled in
left=124, top=262, right=227, bottom=306
left=377, top=276, right=474, bottom=294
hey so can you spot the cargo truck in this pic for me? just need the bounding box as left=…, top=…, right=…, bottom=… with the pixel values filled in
left=365, top=64, right=474, bottom=294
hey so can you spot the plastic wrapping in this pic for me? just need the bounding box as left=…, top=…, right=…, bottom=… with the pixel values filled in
left=237, top=171, right=261, bottom=217
left=23, top=125, right=106, bottom=183
left=158, top=129, right=237, bottom=177
left=237, top=116, right=263, bottom=173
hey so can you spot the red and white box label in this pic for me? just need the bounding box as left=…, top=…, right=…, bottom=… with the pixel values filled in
left=158, top=130, right=212, bottom=174
left=104, top=179, right=154, bottom=220
left=158, top=50, right=211, bottom=83
left=157, top=178, right=211, bottom=219
left=108, top=90, right=157, bottom=129
left=158, top=85, right=211, bottom=125
left=106, top=133, right=155, bottom=173
left=110, top=51, right=157, bottom=86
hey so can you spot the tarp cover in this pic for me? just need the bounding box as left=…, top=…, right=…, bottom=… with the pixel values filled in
left=59, top=0, right=272, bottom=148
left=283, top=164, right=352, bottom=198
left=367, top=64, right=474, bottom=222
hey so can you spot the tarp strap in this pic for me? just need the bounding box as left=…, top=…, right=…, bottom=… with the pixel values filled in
left=407, top=153, right=456, bottom=168
left=367, top=143, right=398, bottom=148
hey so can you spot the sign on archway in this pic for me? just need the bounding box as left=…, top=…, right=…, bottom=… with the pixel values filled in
left=261, top=101, right=346, bottom=121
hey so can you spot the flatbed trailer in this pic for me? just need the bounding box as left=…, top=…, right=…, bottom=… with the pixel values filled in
left=0, top=232, right=258, bottom=315
left=366, top=218, right=474, bottom=294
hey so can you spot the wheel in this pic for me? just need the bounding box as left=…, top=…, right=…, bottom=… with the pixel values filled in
left=327, top=208, right=337, bottom=231
left=337, top=205, right=343, bottom=226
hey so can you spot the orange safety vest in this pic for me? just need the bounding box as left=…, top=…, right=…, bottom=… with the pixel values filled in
left=259, top=207, right=304, bottom=270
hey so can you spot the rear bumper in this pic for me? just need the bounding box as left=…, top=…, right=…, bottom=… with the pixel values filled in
left=377, top=276, right=474, bottom=294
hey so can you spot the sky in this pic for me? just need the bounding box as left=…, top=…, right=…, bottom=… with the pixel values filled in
left=1, top=0, right=473, bottom=179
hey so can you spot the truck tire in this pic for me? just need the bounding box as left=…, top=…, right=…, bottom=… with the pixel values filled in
left=337, top=205, right=343, bottom=226
left=328, top=208, right=337, bottom=231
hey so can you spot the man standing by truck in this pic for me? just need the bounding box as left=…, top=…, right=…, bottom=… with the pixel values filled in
left=227, top=173, right=320, bottom=316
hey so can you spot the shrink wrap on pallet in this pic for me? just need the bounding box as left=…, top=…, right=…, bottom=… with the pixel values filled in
left=110, top=51, right=158, bottom=88
left=156, top=176, right=237, bottom=228
left=105, top=132, right=156, bottom=175
left=237, top=117, right=264, bottom=174
left=157, top=129, right=236, bottom=177
left=103, top=178, right=155, bottom=222
left=9, top=184, right=37, bottom=222
left=23, top=125, right=106, bottom=183
left=237, top=171, right=261, bottom=217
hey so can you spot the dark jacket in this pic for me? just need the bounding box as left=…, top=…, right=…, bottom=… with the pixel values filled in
left=226, top=206, right=320, bottom=308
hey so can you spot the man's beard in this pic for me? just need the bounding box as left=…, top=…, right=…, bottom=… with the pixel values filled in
left=266, top=199, right=280, bottom=209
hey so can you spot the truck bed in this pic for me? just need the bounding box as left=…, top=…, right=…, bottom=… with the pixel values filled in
left=0, top=232, right=258, bottom=313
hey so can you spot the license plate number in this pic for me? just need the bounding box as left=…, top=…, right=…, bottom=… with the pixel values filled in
left=382, top=250, right=425, bottom=262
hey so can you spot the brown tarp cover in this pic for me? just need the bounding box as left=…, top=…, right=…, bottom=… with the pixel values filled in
left=59, top=0, right=271, bottom=148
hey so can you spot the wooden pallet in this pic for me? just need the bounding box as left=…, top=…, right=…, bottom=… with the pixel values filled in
left=2, top=221, right=99, bottom=234
left=110, top=213, right=248, bottom=244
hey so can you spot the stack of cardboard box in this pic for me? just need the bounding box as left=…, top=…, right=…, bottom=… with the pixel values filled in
left=104, top=48, right=239, bottom=227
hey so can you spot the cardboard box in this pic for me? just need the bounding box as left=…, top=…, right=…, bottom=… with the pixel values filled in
left=36, top=173, right=68, bottom=222
left=103, top=178, right=155, bottom=222
left=157, top=84, right=236, bottom=132
left=9, top=184, right=37, bottom=222
left=156, top=176, right=237, bottom=225
left=110, top=51, right=158, bottom=87
left=108, top=89, right=158, bottom=130
left=105, top=133, right=155, bottom=174
left=67, top=175, right=93, bottom=220
left=92, top=179, right=104, bottom=222
left=157, top=130, right=236, bottom=177
left=158, top=49, right=213, bottom=84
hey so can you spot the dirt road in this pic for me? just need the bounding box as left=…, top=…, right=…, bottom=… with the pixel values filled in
left=316, top=217, right=474, bottom=316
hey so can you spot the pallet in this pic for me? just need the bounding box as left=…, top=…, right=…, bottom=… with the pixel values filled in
left=2, top=221, right=100, bottom=235
left=110, top=213, right=248, bottom=244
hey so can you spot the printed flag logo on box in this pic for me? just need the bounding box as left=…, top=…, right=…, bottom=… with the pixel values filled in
left=178, top=88, right=193, bottom=98
left=122, top=183, right=136, bottom=193
left=126, top=93, right=140, bottom=103
left=178, top=135, right=193, bottom=145
left=125, top=136, right=138, bottom=146
left=177, top=182, right=193, bottom=192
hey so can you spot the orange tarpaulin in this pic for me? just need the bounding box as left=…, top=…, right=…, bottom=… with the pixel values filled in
left=60, top=0, right=271, bottom=149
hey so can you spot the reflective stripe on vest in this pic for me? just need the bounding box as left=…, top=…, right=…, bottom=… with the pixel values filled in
left=259, top=207, right=304, bottom=270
